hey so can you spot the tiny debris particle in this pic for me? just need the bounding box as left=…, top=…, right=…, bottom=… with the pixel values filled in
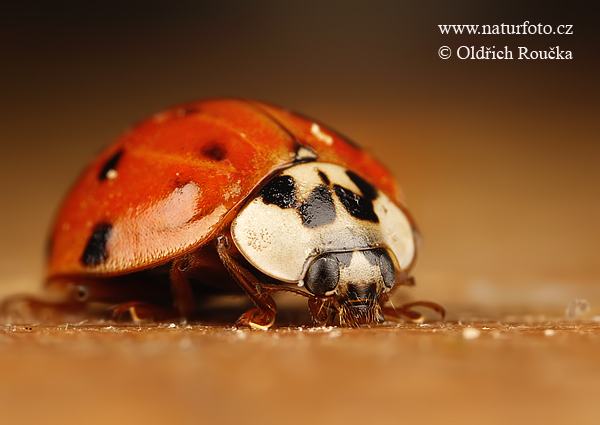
left=462, top=327, right=481, bottom=340
left=544, top=329, right=556, bottom=336
left=106, top=169, right=118, bottom=180
left=329, top=330, right=342, bottom=338
left=565, top=299, right=590, bottom=319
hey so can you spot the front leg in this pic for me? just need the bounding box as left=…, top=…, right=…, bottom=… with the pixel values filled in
left=216, top=233, right=277, bottom=330
left=308, top=297, right=338, bottom=326
left=380, top=276, right=446, bottom=322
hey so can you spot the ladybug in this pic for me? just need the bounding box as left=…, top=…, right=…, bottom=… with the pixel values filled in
left=12, top=99, right=443, bottom=328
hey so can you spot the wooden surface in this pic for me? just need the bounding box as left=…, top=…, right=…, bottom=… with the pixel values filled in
left=2, top=317, right=600, bottom=425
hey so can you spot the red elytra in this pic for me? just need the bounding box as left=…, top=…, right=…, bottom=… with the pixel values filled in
left=48, top=99, right=401, bottom=280
left=14, top=98, right=443, bottom=328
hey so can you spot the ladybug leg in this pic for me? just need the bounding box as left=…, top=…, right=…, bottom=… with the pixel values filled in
left=381, top=301, right=446, bottom=322
left=111, top=301, right=178, bottom=322
left=216, top=233, right=277, bottom=330
left=379, top=276, right=446, bottom=322
left=399, top=275, right=416, bottom=287
left=0, top=292, right=84, bottom=323
left=109, top=256, right=196, bottom=322
left=169, top=256, right=196, bottom=319
left=308, top=297, right=337, bottom=326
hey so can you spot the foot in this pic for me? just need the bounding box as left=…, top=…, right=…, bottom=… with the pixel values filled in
left=235, top=308, right=276, bottom=330
left=382, top=301, right=446, bottom=323
left=111, top=302, right=179, bottom=322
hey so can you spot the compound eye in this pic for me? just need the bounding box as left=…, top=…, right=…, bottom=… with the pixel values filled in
left=379, top=250, right=396, bottom=289
left=304, top=255, right=340, bottom=296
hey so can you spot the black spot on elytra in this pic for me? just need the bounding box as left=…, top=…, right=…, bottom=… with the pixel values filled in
left=317, top=170, right=330, bottom=186
left=334, top=185, right=379, bottom=223
left=346, top=171, right=377, bottom=200
left=98, top=150, right=123, bottom=181
left=201, top=142, right=227, bottom=161
left=299, top=185, right=336, bottom=228
left=260, top=175, right=297, bottom=208
left=81, top=223, right=112, bottom=266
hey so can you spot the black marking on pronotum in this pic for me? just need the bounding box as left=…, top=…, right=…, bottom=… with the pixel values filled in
left=360, top=248, right=390, bottom=266
left=260, top=175, right=297, bottom=208
left=299, top=185, right=336, bottom=228
left=361, top=249, right=380, bottom=266
left=358, top=248, right=395, bottom=287
left=98, top=150, right=124, bottom=181
left=201, top=142, right=227, bottom=161
left=333, top=251, right=353, bottom=268
left=81, top=223, right=112, bottom=266
left=334, top=185, right=379, bottom=222
left=317, top=170, right=330, bottom=186
left=346, top=171, right=377, bottom=200
left=378, top=249, right=396, bottom=289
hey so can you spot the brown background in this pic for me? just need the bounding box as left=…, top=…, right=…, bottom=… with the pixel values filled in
left=0, top=2, right=598, bottom=425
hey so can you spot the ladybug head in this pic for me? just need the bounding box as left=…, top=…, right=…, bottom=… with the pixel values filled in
left=303, top=248, right=396, bottom=326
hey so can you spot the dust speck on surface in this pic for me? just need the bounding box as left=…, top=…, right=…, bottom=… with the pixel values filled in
left=566, top=299, right=590, bottom=319
left=462, top=327, right=481, bottom=340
